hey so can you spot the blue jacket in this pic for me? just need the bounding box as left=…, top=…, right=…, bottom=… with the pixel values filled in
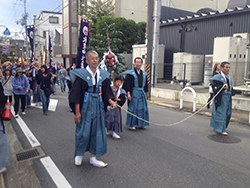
left=11, top=75, right=30, bottom=95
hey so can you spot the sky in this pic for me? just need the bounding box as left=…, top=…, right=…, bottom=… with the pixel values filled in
left=0, top=0, right=61, bottom=39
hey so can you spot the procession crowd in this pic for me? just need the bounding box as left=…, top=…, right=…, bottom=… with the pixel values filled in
left=0, top=51, right=233, bottom=175
left=0, top=51, right=150, bottom=171
left=0, top=61, right=74, bottom=116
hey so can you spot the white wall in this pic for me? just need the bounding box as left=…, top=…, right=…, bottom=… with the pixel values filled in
left=114, top=0, right=229, bottom=23
left=34, top=12, right=62, bottom=60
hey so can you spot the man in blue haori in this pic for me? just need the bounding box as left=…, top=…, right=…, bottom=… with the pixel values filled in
left=122, top=57, right=149, bottom=130
left=210, top=61, right=233, bottom=136
left=69, top=50, right=115, bottom=168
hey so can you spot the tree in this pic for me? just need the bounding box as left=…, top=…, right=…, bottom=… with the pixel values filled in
left=96, top=16, right=146, bottom=53
left=1, top=54, right=9, bottom=63
left=87, top=21, right=127, bottom=76
left=137, top=21, right=147, bottom=44
left=82, top=0, right=115, bottom=35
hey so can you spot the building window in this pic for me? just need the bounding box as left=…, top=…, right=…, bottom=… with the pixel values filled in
left=71, top=27, right=78, bottom=55
left=49, top=16, right=59, bottom=24
left=63, top=28, right=69, bottom=54
left=43, top=31, right=46, bottom=38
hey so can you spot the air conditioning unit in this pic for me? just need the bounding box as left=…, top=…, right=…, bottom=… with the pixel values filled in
left=204, top=55, right=213, bottom=69
left=173, top=52, right=204, bottom=84
left=213, top=36, right=247, bottom=86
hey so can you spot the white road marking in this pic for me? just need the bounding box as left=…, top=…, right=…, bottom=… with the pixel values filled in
left=12, top=105, right=72, bottom=188
left=11, top=106, right=41, bottom=147
left=48, top=99, right=58, bottom=111
left=30, top=99, right=58, bottom=112
left=40, top=157, right=72, bottom=188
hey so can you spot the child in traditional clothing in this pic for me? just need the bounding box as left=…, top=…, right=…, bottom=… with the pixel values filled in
left=105, top=77, right=126, bottom=139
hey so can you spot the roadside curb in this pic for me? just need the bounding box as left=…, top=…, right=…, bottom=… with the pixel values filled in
left=0, top=173, right=5, bottom=188
left=2, top=121, right=41, bottom=188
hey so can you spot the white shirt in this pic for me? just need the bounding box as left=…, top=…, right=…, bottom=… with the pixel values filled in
left=86, top=66, right=100, bottom=86
left=220, top=71, right=231, bottom=85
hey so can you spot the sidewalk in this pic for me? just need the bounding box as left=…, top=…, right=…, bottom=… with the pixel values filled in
left=0, top=121, right=41, bottom=188
left=150, top=96, right=250, bottom=125
left=1, top=92, right=249, bottom=188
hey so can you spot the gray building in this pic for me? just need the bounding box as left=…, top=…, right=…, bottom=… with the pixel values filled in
left=160, top=5, right=250, bottom=80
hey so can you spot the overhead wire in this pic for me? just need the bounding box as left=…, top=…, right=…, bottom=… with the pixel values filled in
left=4, top=3, right=17, bottom=25
left=35, top=0, right=75, bottom=27
left=33, top=2, right=63, bottom=26
left=2, top=0, right=15, bottom=23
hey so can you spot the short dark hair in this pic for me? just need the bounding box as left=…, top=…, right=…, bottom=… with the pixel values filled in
left=134, top=57, right=143, bottom=64
left=41, top=65, right=49, bottom=74
left=115, top=76, right=123, bottom=82
left=220, top=61, right=230, bottom=68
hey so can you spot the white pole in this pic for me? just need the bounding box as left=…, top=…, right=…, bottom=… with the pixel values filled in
left=180, top=87, right=197, bottom=112
left=249, top=111, right=250, bottom=124
left=216, top=0, right=219, bottom=10
left=152, top=0, right=161, bottom=86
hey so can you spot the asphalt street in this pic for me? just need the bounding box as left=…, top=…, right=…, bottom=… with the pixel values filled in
left=10, top=87, right=250, bottom=188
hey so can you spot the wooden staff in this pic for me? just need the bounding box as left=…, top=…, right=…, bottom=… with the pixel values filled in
left=112, top=70, right=120, bottom=123
left=106, top=30, right=111, bottom=51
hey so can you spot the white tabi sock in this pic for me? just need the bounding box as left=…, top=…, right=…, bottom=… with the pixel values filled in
left=112, top=132, right=121, bottom=139
left=90, top=157, right=107, bottom=167
left=75, top=156, right=83, bottom=165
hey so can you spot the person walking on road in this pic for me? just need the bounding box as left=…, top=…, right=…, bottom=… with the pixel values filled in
left=122, top=57, right=149, bottom=130
left=210, top=61, right=233, bottom=136
left=69, top=50, right=115, bottom=168
left=53, top=62, right=60, bottom=85
left=35, top=65, right=54, bottom=115
left=31, top=62, right=42, bottom=106
left=207, top=63, right=220, bottom=110
left=1, top=68, right=13, bottom=103
left=11, top=67, right=30, bottom=118
left=59, top=65, right=67, bottom=92
left=0, top=82, right=9, bottom=174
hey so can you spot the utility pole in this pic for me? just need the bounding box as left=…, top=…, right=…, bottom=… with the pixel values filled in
left=33, top=14, right=36, bottom=61
left=145, top=0, right=154, bottom=100
left=152, top=0, right=161, bottom=87
left=16, top=0, right=29, bottom=61
left=24, top=0, right=28, bottom=61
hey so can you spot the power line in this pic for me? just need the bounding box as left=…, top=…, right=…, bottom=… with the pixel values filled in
left=4, top=2, right=18, bottom=25
left=35, top=0, right=75, bottom=27
left=34, top=2, right=63, bottom=26
left=2, top=0, right=15, bottom=22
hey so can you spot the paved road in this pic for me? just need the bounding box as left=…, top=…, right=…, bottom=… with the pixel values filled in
left=11, top=89, right=250, bottom=188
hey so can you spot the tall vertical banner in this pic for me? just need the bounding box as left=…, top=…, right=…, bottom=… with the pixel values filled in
left=76, top=18, right=89, bottom=69
left=48, top=34, right=53, bottom=64
left=27, top=26, right=34, bottom=63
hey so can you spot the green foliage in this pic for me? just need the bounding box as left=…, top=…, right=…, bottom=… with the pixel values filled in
left=82, top=0, right=115, bottom=35
left=1, top=54, right=9, bottom=63
left=137, top=21, right=147, bottom=44
left=80, top=1, right=146, bottom=75
left=87, top=21, right=127, bottom=77
left=95, top=16, right=146, bottom=53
